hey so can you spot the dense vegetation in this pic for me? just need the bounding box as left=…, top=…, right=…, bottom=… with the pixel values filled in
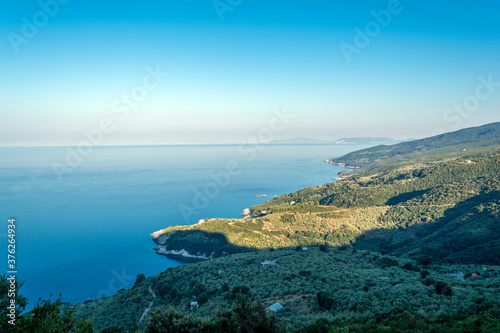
left=0, top=275, right=93, bottom=332
left=65, top=247, right=500, bottom=331
left=326, top=122, right=500, bottom=172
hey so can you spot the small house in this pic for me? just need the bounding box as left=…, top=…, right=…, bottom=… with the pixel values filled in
left=261, top=259, right=278, bottom=266
left=190, top=302, right=199, bottom=309
left=266, top=302, right=283, bottom=312
left=447, top=273, right=465, bottom=282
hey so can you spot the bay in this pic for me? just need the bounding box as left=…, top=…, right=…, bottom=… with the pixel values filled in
left=0, top=144, right=370, bottom=309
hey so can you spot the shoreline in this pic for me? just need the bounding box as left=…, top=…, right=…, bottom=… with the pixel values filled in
left=151, top=159, right=354, bottom=260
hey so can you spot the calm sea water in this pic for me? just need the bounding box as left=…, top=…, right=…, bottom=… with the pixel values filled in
left=0, top=144, right=369, bottom=309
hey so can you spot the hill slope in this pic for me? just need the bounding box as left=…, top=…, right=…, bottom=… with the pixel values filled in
left=326, top=122, right=500, bottom=173
left=154, top=147, right=500, bottom=265
left=71, top=247, right=500, bottom=331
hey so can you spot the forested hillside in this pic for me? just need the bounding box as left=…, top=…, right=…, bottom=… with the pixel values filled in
left=326, top=122, right=500, bottom=173
left=65, top=247, right=500, bottom=331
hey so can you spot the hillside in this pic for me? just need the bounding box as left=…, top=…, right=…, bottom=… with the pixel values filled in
left=68, top=247, right=500, bottom=331
left=326, top=122, right=500, bottom=173
left=153, top=147, right=500, bottom=265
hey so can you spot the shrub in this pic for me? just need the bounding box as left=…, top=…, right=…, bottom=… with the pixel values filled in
left=231, top=286, right=250, bottom=300
left=435, top=281, right=453, bottom=296
left=417, top=255, right=433, bottom=266
left=299, top=270, right=312, bottom=277
left=134, top=274, right=146, bottom=287
left=423, top=277, right=435, bottom=286
left=382, top=257, right=399, bottom=268
left=316, top=291, right=335, bottom=310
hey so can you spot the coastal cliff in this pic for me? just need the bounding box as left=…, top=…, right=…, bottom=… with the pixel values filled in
left=151, top=229, right=249, bottom=260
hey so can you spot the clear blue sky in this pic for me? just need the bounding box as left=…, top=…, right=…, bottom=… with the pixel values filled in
left=1, top=0, right=499, bottom=145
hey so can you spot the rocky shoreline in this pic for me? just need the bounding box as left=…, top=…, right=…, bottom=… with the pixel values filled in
left=154, top=246, right=210, bottom=260
left=151, top=228, right=247, bottom=260
left=151, top=231, right=210, bottom=260
left=324, top=159, right=359, bottom=169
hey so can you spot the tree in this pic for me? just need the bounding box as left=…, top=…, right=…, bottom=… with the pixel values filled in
left=18, top=296, right=93, bottom=333
left=417, top=255, right=433, bottom=266
left=145, top=307, right=207, bottom=333
left=316, top=291, right=335, bottom=310
left=1, top=275, right=27, bottom=332
left=231, top=286, right=250, bottom=300
left=134, top=274, right=146, bottom=287
left=1, top=275, right=92, bottom=332
left=232, top=294, right=277, bottom=333
left=100, top=325, right=126, bottom=333
left=435, top=281, right=453, bottom=296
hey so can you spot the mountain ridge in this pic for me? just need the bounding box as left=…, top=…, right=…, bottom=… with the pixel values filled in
left=326, top=122, right=500, bottom=173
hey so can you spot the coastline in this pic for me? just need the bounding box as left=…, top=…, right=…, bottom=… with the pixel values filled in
left=150, top=156, right=355, bottom=260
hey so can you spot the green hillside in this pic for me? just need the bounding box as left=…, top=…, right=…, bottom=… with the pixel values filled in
left=154, top=147, right=500, bottom=265
left=65, top=247, right=500, bottom=332
left=326, top=122, right=500, bottom=174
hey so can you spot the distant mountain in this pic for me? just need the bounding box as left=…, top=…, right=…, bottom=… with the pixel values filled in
left=333, top=137, right=402, bottom=145
left=269, top=137, right=332, bottom=144
left=269, top=136, right=403, bottom=145
left=327, top=122, right=500, bottom=170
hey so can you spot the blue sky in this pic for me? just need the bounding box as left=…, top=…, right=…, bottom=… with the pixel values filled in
left=1, top=0, right=499, bottom=145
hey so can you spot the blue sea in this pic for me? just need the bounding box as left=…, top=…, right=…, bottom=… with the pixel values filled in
left=0, top=144, right=369, bottom=310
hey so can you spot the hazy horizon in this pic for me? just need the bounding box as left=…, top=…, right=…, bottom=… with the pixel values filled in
left=1, top=1, right=499, bottom=146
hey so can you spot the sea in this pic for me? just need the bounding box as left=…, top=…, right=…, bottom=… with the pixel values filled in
left=0, top=144, right=370, bottom=310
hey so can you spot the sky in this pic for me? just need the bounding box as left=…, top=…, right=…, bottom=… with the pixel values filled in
left=1, top=0, right=499, bottom=146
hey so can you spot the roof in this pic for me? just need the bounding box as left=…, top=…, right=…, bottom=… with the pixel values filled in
left=447, top=273, right=465, bottom=282
left=267, top=303, right=283, bottom=312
